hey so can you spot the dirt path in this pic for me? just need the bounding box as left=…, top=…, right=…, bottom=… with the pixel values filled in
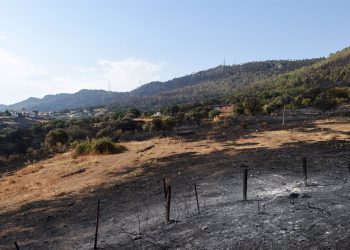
left=0, top=117, right=350, bottom=249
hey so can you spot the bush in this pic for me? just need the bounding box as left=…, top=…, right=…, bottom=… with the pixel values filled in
left=74, top=142, right=92, bottom=155
left=314, top=92, right=337, bottom=113
left=73, top=139, right=127, bottom=156
left=45, top=128, right=69, bottom=148
left=93, top=139, right=120, bottom=154
left=208, top=109, right=220, bottom=119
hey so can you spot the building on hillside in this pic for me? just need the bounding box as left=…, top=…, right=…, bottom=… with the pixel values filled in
left=152, top=112, right=162, bottom=117
left=9, top=110, right=19, bottom=117
left=21, top=111, right=31, bottom=117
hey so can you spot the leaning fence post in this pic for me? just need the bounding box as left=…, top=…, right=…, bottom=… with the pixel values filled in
left=165, top=186, right=171, bottom=223
left=303, top=157, right=307, bottom=186
left=14, top=241, right=20, bottom=250
left=163, top=178, right=167, bottom=201
left=243, top=168, right=248, bottom=200
left=194, top=183, right=200, bottom=215
left=94, top=199, right=101, bottom=250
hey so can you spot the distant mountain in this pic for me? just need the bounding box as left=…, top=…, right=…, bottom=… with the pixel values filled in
left=2, top=90, right=130, bottom=112
left=0, top=57, right=324, bottom=112
left=0, top=104, right=7, bottom=111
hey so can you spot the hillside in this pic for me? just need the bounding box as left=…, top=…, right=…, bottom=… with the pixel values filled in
left=2, top=45, right=350, bottom=113
left=0, top=59, right=321, bottom=112
left=125, top=59, right=322, bottom=110
left=1, top=117, right=350, bottom=249
left=3, top=90, right=130, bottom=112
left=233, top=47, right=350, bottom=104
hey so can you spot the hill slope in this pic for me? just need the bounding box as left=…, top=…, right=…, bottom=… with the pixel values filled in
left=3, top=90, right=130, bottom=112
left=3, top=46, right=350, bottom=113
left=0, top=59, right=320, bottom=112
left=235, top=47, right=350, bottom=101
left=127, top=59, right=322, bottom=109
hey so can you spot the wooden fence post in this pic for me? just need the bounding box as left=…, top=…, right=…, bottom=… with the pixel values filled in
left=14, top=241, right=20, bottom=250
left=163, top=178, right=167, bottom=201
left=303, top=157, right=307, bottom=186
left=243, top=168, right=248, bottom=200
left=94, top=199, right=101, bottom=250
left=165, top=186, right=171, bottom=223
left=194, top=183, right=200, bottom=215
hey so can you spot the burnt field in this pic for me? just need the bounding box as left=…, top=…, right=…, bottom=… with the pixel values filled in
left=1, top=116, right=350, bottom=249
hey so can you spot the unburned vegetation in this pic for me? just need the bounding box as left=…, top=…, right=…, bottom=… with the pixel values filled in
left=72, top=139, right=127, bottom=156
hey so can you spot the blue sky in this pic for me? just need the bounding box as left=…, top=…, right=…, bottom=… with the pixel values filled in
left=0, top=0, right=350, bottom=104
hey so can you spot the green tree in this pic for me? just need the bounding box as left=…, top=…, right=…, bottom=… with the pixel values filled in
left=175, top=112, right=185, bottom=125
left=4, top=110, right=11, bottom=116
left=127, top=108, right=141, bottom=117
left=262, top=104, right=273, bottom=114
left=151, top=118, right=166, bottom=136
left=243, top=97, right=261, bottom=116
left=208, top=109, right=220, bottom=119
left=232, top=103, right=244, bottom=116
left=45, top=128, right=69, bottom=149
left=163, top=117, right=176, bottom=131
left=314, top=92, right=337, bottom=113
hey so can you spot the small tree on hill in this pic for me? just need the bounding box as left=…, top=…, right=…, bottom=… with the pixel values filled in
left=45, top=128, right=69, bottom=151
left=151, top=117, right=166, bottom=136
left=4, top=110, right=11, bottom=116
left=208, top=109, right=220, bottom=120
left=314, top=92, right=337, bottom=113
left=127, top=108, right=141, bottom=117
left=150, top=117, right=175, bottom=137
left=232, top=103, right=244, bottom=117
left=243, top=97, right=261, bottom=116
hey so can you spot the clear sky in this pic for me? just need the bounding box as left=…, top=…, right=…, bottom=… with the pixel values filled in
left=0, top=0, right=350, bottom=105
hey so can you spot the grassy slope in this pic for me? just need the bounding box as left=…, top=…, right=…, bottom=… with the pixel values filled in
left=244, top=47, right=350, bottom=95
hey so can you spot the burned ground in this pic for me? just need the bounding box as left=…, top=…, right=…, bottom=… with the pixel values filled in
left=1, top=117, right=350, bottom=249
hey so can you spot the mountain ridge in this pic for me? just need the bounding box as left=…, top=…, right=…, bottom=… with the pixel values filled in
left=0, top=57, right=326, bottom=112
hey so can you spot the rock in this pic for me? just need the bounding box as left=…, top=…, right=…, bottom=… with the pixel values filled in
left=300, top=193, right=311, bottom=198
left=132, top=235, right=141, bottom=240
left=202, top=225, right=208, bottom=231
left=297, top=236, right=307, bottom=242
left=289, top=192, right=299, bottom=198
left=282, top=182, right=287, bottom=185
left=46, top=215, right=54, bottom=222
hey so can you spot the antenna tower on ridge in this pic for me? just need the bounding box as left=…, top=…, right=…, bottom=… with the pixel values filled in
left=107, top=80, right=111, bottom=91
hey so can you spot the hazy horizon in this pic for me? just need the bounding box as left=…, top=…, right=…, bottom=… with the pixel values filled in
left=1, top=0, right=350, bottom=105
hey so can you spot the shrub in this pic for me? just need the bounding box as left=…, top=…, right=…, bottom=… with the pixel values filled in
left=73, top=139, right=127, bottom=156
left=45, top=128, right=69, bottom=151
left=314, top=92, right=337, bottom=113
left=93, top=139, right=120, bottom=154
left=74, top=142, right=92, bottom=155
left=208, top=109, right=220, bottom=119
